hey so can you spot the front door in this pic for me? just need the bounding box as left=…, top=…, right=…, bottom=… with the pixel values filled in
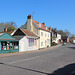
left=21, top=41, right=24, bottom=51
left=45, top=40, right=47, bottom=48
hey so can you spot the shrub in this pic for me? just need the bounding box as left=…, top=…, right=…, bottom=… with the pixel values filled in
left=8, top=51, right=14, bottom=53
left=47, top=45, right=49, bottom=47
left=51, top=42, right=57, bottom=46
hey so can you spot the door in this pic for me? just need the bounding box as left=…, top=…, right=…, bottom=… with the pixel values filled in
left=21, top=41, right=24, bottom=51
left=45, top=40, right=47, bottom=48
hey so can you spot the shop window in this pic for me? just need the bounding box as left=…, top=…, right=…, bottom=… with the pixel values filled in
left=10, top=42, right=14, bottom=50
left=1, top=41, right=19, bottom=50
left=14, top=42, right=18, bottom=49
left=7, top=42, right=10, bottom=50
left=1, top=42, right=7, bottom=50
left=29, top=39, right=34, bottom=47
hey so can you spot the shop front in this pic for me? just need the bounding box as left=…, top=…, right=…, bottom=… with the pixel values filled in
left=0, top=33, right=19, bottom=54
left=0, top=41, right=19, bottom=54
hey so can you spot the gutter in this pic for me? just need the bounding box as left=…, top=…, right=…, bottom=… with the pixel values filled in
left=26, top=36, right=40, bottom=39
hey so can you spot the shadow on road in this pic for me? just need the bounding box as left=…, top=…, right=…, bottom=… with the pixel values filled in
left=0, top=62, right=75, bottom=75
left=68, top=47, right=75, bottom=49
left=0, top=62, right=49, bottom=75
left=71, top=43, right=75, bottom=45
left=48, top=63, right=75, bottom=75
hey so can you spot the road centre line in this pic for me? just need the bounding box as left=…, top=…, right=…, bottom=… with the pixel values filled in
left=9, top=56, right=40, bottom=64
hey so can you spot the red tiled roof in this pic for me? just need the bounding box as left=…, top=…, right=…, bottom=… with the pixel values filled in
left=32, top=19, right=50, bottom=32
left=0, top=31, right=14, bottom=34
left=20, top=28, right=38, bottom=37
left=51, top=30, right=57, bottom=34
left=73, top=38, right=75, bottom=40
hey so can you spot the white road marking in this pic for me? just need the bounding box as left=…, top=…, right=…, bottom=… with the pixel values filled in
left=9, top=56, right=40, bottom=64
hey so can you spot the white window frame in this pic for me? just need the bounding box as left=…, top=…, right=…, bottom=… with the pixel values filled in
left=41, top=42, right=43, bottom=46
left=45, top=33, right=46, bottom=37
left=48, top=34, right=49, bottom=37
left=41, top=32, right=43, bottom=36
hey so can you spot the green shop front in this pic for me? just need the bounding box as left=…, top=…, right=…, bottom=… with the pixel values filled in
left=0, top=33, right=19, bottom=54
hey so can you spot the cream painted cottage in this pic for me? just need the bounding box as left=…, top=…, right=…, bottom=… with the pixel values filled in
left=21, top=15, right=51, bottom=49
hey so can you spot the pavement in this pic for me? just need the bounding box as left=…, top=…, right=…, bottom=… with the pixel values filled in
left=0, top=43, right=75, bottom=75
left=0, top=44, right=61, bottom=58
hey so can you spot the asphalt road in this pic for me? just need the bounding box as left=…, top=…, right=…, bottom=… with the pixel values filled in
left=0, top=43, right=75, bottom=75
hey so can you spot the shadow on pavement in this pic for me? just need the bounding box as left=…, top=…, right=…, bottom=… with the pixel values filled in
left=0, top=62, right=75, bottom=75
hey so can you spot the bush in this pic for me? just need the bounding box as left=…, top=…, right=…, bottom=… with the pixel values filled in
left=47, top=45, right=49, bottom=47
left=51, top=42, right=57, bottom=46
left=8, top=51, right=14, bottom=53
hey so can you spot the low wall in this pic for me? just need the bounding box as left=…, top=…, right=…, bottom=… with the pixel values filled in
left=0, top=49, right=19, bottom=54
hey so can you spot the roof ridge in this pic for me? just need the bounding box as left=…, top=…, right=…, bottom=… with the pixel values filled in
left=32, top=19, right=40, bottom=24
left=19, top=28, right=38, bottom=37
left=19, top=28, right=27, bottom=35
left=32, top=19, right=50, bottom=32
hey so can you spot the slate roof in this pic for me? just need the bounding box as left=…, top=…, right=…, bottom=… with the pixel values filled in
left=0, top=33, right=18, bottom=41
left=61, top=36, right=69, bottom=39
left=32, top=19, right=50, bottom=32
left=0, top=33, right=4, bottom=36
left=13, top=36, right=24, bottom=40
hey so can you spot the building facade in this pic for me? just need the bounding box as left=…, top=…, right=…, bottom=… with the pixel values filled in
left=61, top=36, right=69, bottom=43
left=13, top=28, right=39, bottom=52
left=0, top=33, right=19, bottom=54
left=50, top=28, right=61, bottom=44
left=22, top=15, right=51, bottom=49
left=52, top=33, right=61, bottom=44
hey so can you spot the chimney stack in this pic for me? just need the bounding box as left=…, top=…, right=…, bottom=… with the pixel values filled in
left=42, top=23, right=45, bottom=27
left=50, top=26, right=51, bottom=31
left=27, top=15, right=32, bottom=19
left=4, top=27, right=7, bottom=32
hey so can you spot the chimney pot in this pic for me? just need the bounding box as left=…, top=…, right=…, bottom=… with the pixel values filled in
left=42, top=23, right=45, bottom=26
left=4, top=27, right=7, bottom=32
left=27, top=15, right=32, bottom=19
left=50, top=26, right=51, bottom=31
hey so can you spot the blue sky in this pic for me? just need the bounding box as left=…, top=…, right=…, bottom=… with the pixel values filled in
left=0, top=0, right=75, bottom=34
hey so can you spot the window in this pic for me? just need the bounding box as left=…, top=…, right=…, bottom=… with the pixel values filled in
left=7, top=42, right=10, bottom=50
left=47, top=39, right=50, bottom=45
left=1, top=42, right=7, bottom=50
left=10, top=42, right=14, bottom=50
left=14, top=42, right=19, bottom=49
left=41, top=42, right=43, bottom=46
left=29, top=39, right=34, bottom=46
left=41, top=32, right=43, bottom=36
left=48, top=34, right=49, bottom=37
left=45, top=33, right=46, bottom=37
left=1, top=41, right=19, bottom=50
left=53, top=33, right=55, bottom=37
